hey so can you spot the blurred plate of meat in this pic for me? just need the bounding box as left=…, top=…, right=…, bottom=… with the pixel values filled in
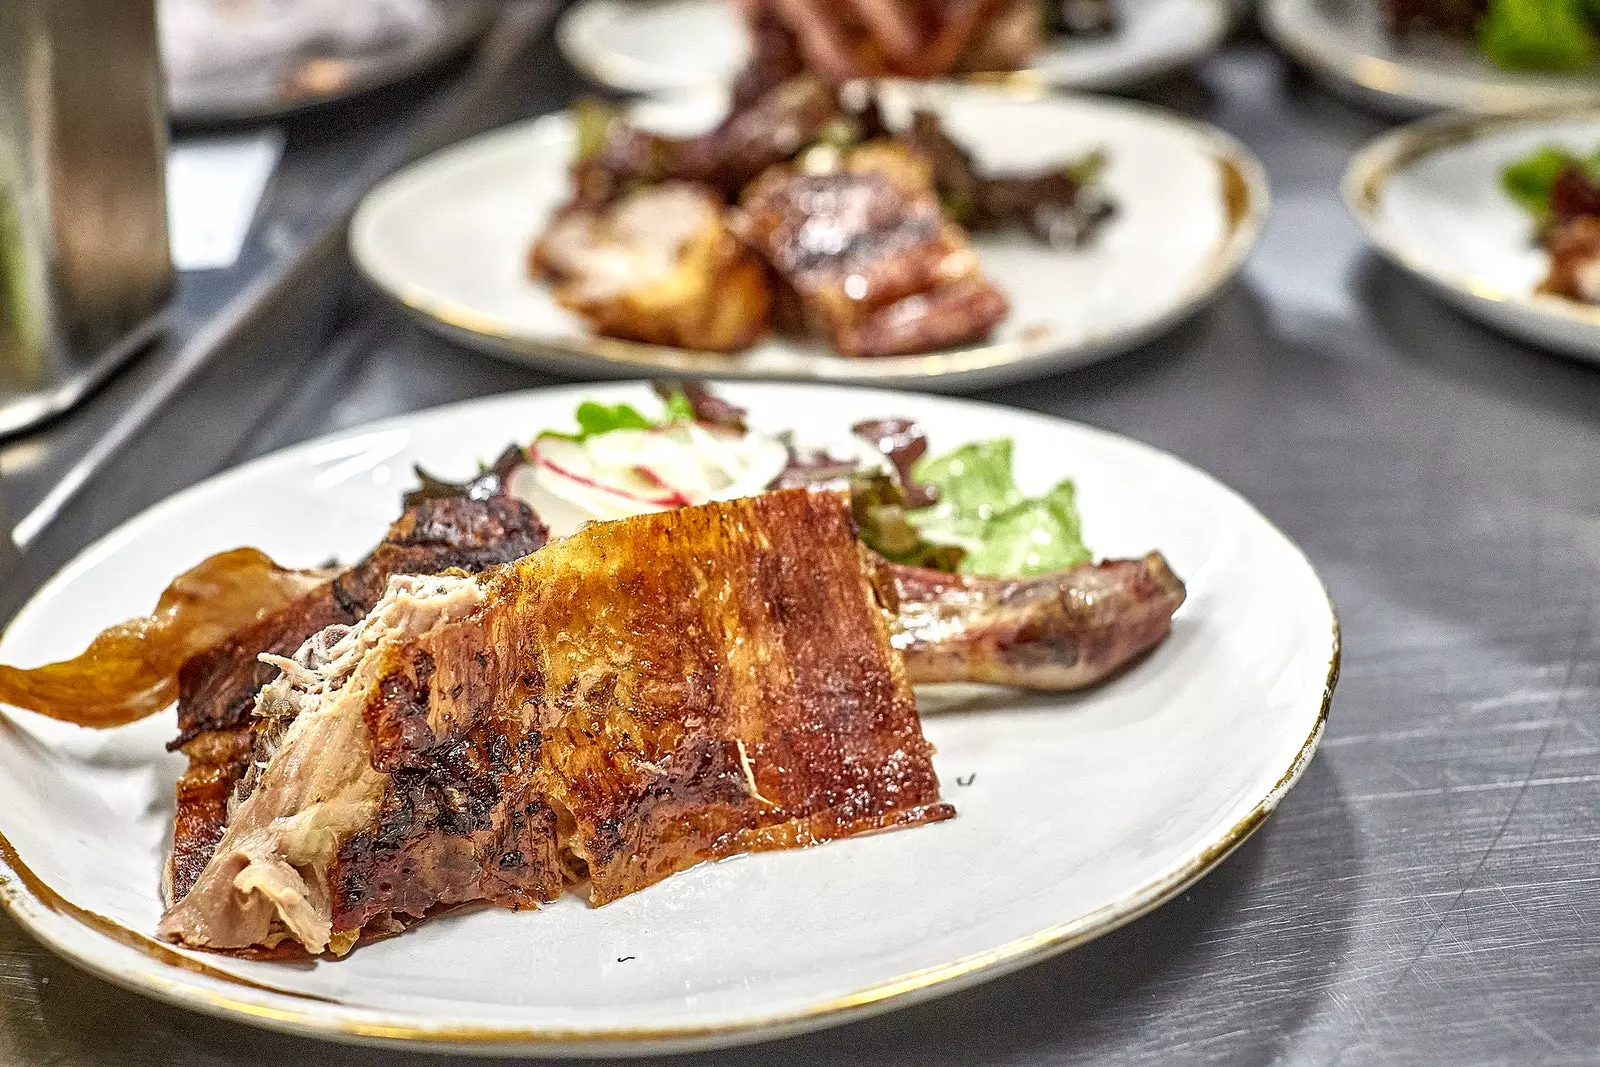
left=161, top=0, right=493, bottom=125
left=1263, top=0, right=1600, bottom=118
left=351, top=85, right=1266, bottom=389
left=0, top=383, right=1336, bottom=1055
left=1346, top=106, right=1600, bottom=362
left=556, top=0, right=1231, bottom=94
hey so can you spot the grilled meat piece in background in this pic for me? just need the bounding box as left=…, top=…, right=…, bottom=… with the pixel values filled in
left=1529, top=165, right=1600, bottom=303
left=531, top=183, right=773, bottom=352
left=901, top=110, right=1115, bottom=249
left=734, top=143, right=1010, bottom=356
left=733, top=0, right=1043, bottom=83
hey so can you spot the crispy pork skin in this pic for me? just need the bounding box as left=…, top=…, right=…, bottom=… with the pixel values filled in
left=882, top=553, right=1187, bottom=690
left=165, top=492, right=549, bottom=905
left=160, top=490, right=953, bottom=955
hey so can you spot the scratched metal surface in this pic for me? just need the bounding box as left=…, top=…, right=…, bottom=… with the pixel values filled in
left=4, top=32, right=1600, bottom=1067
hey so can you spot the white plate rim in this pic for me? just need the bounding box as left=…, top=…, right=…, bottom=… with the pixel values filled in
left=1344, top=103, right=1600, bottom=337
left=0, top=383, right=1338, bottom=1056
left=1262, top=0, right=1600, bottom=116
left=349, top=90, right=1270, bottom=390
left=1035, top=0, right=1233, bottom=91
left=553, top=0, right=1233, bottom=95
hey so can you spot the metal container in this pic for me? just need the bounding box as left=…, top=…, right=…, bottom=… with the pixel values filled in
left=0, top=0, right=173, bottom=437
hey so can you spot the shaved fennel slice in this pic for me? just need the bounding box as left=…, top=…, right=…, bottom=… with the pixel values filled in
left=515, top=424, right=789, bottom=535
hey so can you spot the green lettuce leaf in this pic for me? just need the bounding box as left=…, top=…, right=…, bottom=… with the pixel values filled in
left=909, top=439, right=1092, bottom=577
left=910, top=439, right=1024, bottom=547
left=1478, top=0, right=1596, bottom=71
left=850, top=471, right=966, bottom=572
left=1503, top=146, right=1580, bottom=218
left=960, top=480, right=1090, bottom=577
left=546, top=387, right=724, bottom=445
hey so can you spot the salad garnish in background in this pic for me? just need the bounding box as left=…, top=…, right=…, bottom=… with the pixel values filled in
left=1389, top=0, right=1600, bottom=72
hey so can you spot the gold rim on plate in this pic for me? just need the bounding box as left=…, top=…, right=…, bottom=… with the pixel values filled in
left=0, top=389, right=1338, bottom=1055
left=555, top=0, right=1233, bottom=96
left=1261, top=0, right=1600, bottom=116
left=1344, top=103, right=1600, bottom=332
left=0, top=620, right=1336, bottom=1052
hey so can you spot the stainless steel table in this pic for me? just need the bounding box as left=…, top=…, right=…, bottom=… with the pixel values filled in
left=4, top=25, right=1599, bottom=1067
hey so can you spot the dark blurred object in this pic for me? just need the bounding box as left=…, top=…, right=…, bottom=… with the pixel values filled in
left=1384, top=0, right=1486, bottom=36
left=733, top=0, right=1042, bottom=84
left=1549, top=163, right=1600, bottom=226
left=1383, top=0, right=1600, bottom=74
left=1047, top=0, right=1121, bottom=37
left=0, top=0, right=173, bottom=437
left=902, top=111, right=1115, bottom=248
left=566, top=78, right=842, bottom=203
left=161, top=0, right=494, bottom=125
left=1537, top=165, right=1600, bottom=302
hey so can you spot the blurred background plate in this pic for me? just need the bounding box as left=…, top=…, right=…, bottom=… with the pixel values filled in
left=555, top=0, right=1232, bottom=94
left=1346, top=106, right=1600, bottom=361
left=350, top=86, right=1268, bottom=390
left=1263, top=0, right=1600, bottom=117
left=162, top=0, right=494, bottom=126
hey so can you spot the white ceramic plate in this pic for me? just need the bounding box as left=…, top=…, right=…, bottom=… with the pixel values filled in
left=1263, top=0, right=1600, bottom=117
left=0, top=383, right=1336, bottom=1056
left=350, top=87, right=1267, bottom=390
left=555, top=0, right=1231, bottom=94
left=1346, top=106, right=1600, bottom=361
left=161, top=0, right=493, bottom=125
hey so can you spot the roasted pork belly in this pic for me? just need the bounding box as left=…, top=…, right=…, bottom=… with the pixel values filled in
left=0, top=549, right=329, bottom=730
left=166, top=488, right=549, bottom=904
left=735, top=152, right=1009, bottom=357
left=159, top=490, right=954, bottom=955
left=531, top=182, right=772, bottom=352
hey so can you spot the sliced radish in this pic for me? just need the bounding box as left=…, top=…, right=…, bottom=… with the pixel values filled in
left=530, top=435, right=681, bottom=506
left=516, top=422, right=794, bottom=533
left=507, top=464, right=611, bottom=538
left=630, top=465, right=696, bottom=508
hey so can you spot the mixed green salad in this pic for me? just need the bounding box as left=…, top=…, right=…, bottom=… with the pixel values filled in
left=1395, top=0, right=1600, bottom=72
left=484, top=383, right=1092, bottom=579
left=1502, top=144, right=1600, bottom=227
